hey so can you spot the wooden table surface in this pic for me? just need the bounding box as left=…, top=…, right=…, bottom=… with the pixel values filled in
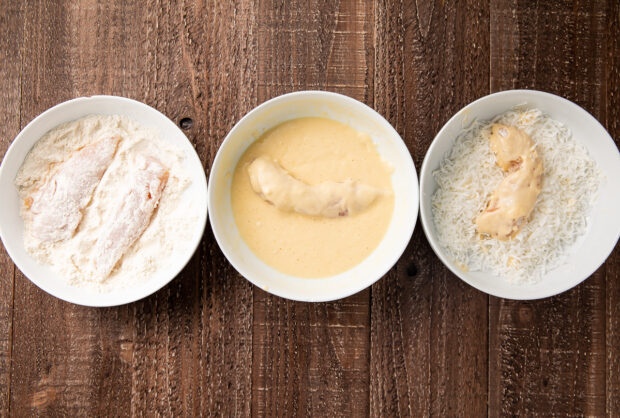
left=0, top=1, right=618, bottom=416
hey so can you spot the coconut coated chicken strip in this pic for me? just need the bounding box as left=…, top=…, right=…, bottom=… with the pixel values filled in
left=93, top=156, right=168, bottom=279
left=29, top=137, right=120, bottom=242
left=247, top=156, right=384, bottom=218
left=475, top=124, right=543, bottom=240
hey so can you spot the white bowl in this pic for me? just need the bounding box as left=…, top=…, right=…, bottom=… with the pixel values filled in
left=0, top=96, right=208, bottom=307
left=209, top=91, right=418, bottom=302
left=420, top=89, right=620, bottom=300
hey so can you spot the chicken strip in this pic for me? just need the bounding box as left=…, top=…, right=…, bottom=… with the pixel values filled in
left=93, top=156, right=168, bottom=279
left=475, top=124, right=543, bottom=240
left=29, top=137, right=120, bottom=242
left=247, top=156, right=385, bottom=218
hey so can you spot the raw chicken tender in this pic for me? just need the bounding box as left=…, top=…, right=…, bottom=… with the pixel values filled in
left=29, top=137, right=120, bottom=242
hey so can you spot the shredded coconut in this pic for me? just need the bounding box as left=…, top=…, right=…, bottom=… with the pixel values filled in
left=15, top=114, right=198, bottom=292
left=431, top=108, right=602, bottom=283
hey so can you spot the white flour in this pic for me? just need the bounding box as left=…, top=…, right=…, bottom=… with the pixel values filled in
left=15, top=114, right=198, bottom=292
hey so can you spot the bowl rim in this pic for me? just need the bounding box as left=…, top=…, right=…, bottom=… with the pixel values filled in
left=0, top=95, right=209, bottom=307
left=419, top=88, right=620, bottom=300
left=208, top=90, right=418, bottom=302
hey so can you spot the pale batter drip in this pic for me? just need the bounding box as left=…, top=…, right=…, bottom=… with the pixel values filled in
left=231, top=117, right=394, bottom=278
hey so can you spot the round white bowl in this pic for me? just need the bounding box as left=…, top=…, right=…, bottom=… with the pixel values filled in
left=0, top=96, right=208, bottom=307
left=420, top=89, right=620, bottom=300
left=209, top=91, right=418, bottom=302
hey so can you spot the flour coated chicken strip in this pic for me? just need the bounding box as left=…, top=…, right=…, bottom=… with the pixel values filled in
left=247, top=156, right=384, bottom=218
left=29, top=137, right=120, bottom=242
left=93, top=156, right=168, bottom=279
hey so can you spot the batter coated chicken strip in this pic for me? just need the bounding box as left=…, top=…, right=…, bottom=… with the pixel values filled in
left=247, top=156, right=385, bottom=218
left=475, top=124, right=544, bottom=241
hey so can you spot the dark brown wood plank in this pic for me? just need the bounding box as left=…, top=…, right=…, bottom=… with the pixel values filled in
left=11, top=1, right=159, bottom=415
left=0, top=1, right=23, bottom=415
left=489, top=1, right=610, bottom=416
left=10, top=1, right=255, bottom=416
left=255, top=0, right=373, bottom=103
left=128, top=1, right=256, bottom=415
left=370, top=1, right=490, bottom=416
left=606, top=247, right=619, bottom=416
left=253, top=291, right=370, bottom=417
left=250, top=1, right=374, bottom=416
left=606, top=1, right=620, bottom=415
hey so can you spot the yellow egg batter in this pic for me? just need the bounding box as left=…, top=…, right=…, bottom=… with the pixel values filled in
left=231, top=117, right=394, bottom=278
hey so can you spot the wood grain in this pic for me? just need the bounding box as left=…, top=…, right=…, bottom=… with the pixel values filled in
left=9, top=0, right=256, bottom=416
left=370, top=0, right=490, bottom=416
left=489, top=1, right=610, bottom=416
left=156, top=1, right=257, bottom=415
left=606, top=1, right=620, bottom=415
left=11, top=1, right=157, bottom=415
left=0, top=1, right=22, bottom=415
left=255, top=0, right=373, bottom=103
left=0, top=0, right=619, bottom=416
left=253, top=290, right=371, bottom=417
left=251, top=1, right=374, bottom=416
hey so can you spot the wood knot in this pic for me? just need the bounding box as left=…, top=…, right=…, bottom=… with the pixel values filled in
left=179, top=117, right=194, bottom=130
left=119, top=341, right=134, bottom=363
left=515, top=303, right=534, bottom=325
left=406, top=261, right=418, bottom=277
left=30, top=388, right=56, bottom=409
